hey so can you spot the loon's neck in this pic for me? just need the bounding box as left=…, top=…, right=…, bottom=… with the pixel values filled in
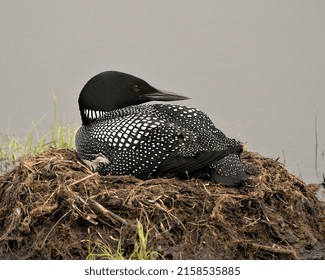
left=80, top=104, right=157, bottom=125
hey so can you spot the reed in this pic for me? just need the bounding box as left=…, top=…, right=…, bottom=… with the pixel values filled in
left=86, top=221, right=157, bottom=260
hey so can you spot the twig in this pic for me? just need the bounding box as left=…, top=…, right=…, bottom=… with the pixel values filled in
left=0, top=207, right=21, bottom=242
left=65, top=173, right=98, bottom=188
left=315, top=110, right=319, bottom=178
left=88, top=198, right=134, bottom=228
left=41, top=211, right=70, bottom=249
left=251, top=243, right=298, bottom=259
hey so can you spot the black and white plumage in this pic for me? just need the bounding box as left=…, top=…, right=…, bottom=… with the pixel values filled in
left=75, top=71, right=249, bottom=186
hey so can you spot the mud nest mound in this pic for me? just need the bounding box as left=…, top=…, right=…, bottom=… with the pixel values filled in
left=0, top=148, right=324, bottom=260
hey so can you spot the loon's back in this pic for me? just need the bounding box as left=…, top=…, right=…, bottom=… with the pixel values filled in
left=75, top=103, right=248, bottom=186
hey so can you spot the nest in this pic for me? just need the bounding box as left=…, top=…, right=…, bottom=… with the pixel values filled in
left=0, top=149, right=324, bottom=260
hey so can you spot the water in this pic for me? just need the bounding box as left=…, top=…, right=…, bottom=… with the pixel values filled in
left=0, top=0, right=324, bottom=183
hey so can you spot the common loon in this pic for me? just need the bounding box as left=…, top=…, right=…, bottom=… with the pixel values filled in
left=75, top=71, right=249, bottom=186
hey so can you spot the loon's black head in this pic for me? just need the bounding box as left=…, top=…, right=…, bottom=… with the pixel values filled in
left=79, top=71, right=189, bottom=125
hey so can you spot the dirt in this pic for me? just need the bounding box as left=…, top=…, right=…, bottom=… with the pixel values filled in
left=0, top=148, right=324, bottom=260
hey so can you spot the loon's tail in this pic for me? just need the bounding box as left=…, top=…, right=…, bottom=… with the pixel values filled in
left=208, top=153, right=250, bottom=186
left=157, top=145, right=243, bottom=177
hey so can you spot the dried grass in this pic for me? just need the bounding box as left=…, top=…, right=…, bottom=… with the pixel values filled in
left=0, top=149, right=324, bottom=259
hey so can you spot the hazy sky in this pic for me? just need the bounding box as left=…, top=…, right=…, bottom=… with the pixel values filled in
left=1, top=0, right=324, bottom=182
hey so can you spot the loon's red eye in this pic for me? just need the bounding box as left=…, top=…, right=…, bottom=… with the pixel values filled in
left=132, top=84, right=141, bottom=92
